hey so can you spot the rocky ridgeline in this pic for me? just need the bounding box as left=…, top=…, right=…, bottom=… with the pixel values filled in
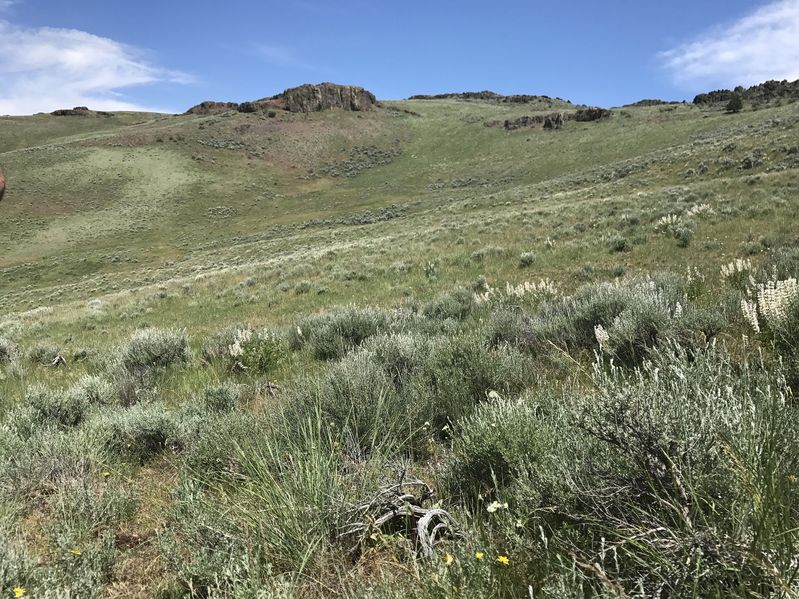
left=693, top=79, right=799, bottom=105
left=486, top=107, right=612, bottom=131
left=408, top=90, right=573, bottom=105
left=280, top=83, right=377, bottom=113
left=50, top=106, right=112, bottom=117
left=186, top=83, right=378, bottom=116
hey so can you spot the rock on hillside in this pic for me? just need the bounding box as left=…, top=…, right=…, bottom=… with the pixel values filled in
left=0, top=167, right=5, bottom=202
left=51, top=106, right=112, bottom=117
left=185, top=83, right=378, bottom=115
left=408, top=90, right=573, bottom=105
left=275, top=83, right=378, bottom=113
left=693, top=79, right=799, bottom=105
left=186, top=101, right=241, bottom=115
left=486, top=107, right=612, bottom=131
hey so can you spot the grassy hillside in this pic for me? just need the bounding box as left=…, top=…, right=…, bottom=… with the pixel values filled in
left=1, top=94, right=798, bottom=597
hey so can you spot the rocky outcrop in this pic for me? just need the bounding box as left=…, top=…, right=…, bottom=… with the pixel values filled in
left=693, top=79, right=799, bottom=105
left=487, top=108, right=610, bottom=131
left=186, top=101, right=241, bottom=115
left=0, top=167, right=6, bottom=202
left=185, top=83, right=379, bottom=115
left=624, top=99, right=673, bottom=107
left=573, top=107, right=612, bottom=122
left=409, top=91, right=573, bottom=105
left=51, top=106, right=112, bottom=117
left=275, top=83, right=377, bottom=113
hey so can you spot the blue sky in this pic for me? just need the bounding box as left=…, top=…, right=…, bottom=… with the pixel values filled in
left=1, top=0, right=798, bottom=114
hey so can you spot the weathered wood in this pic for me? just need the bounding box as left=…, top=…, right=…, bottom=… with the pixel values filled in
left=339, top=471, right=459, bottom=558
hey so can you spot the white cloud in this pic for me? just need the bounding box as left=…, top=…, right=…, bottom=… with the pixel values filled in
left=661, top=0, right=799, bottom=90
left=0, top=21, right=192, bottom=115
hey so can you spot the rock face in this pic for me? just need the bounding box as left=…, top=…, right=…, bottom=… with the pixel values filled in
left=573, top=107, right=612, bottom=122
left=277, top=83, right=377, bottom=113
left=185, top=83, right=379, bottom=115
left=408, top=91, right=573, bottom=105
left=0, top=167, right=5, bottom=202
left=186, top=101, right=240, bottom=115
left=51, top=106, right=112, bottom=117
left=693, top=79, right=799, bottom=105
left=487, top=108, right=611, bottom=131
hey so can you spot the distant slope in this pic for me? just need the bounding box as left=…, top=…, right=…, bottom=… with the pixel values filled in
left=1, top=82, right=798, bottom=316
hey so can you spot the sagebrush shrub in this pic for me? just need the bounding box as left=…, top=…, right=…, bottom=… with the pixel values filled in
left=0, top=427, right=102, bottom=503
left=290, top=305, right=391, bottom=360
left=196, top=382, right=241, bottom=413
left=89, top=402, right=181, bottom=463
left=0, top=336, right=19, bottom=364
left=26, top=384, right=89, bottom=429
left=422, top=287, right=474, bottom=321
left=516, top=274, right=688, bottom=364
left=26, top=343, right=60, bottom=366
left=115, top=327, right=191, bottom=373
left=441, top=391, right=584, bottom=506
left=519, top=251, right=537, bottom=267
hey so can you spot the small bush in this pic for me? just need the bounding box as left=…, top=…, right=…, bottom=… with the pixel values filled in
left=196, top=382, right=241, bottom=413
left=442, top=391, right=586, bottom=506
left=27, top=343, right=60, bottom=366
left=26, top=384, right=89, bottom=429
left=290, top=305, right=391, bottom=360
left=0, top=336, right=19, bottom=364
left=115, top=328, right=191, bottom=374
left=0, top=428, right=102, bottom=503
left=607, top=235, right=631, bottom=252
left=89, top=403, right=181, bottom=463
left=200, top=323, right=250, bottom=363
left=470, top=246, right=506, bottom=261
left=228, top=329, right=286, bottom=374
left=69, top=375, right=115, bottom=407
left=673, top=223, right=694, bottom=247
left=422, top=287, right=474, bottom=321
left=518, top=251, right=537, bottom=267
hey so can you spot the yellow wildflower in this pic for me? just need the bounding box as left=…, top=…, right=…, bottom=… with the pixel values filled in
left=496, top=555, right=510, bottom=566
left=69, top=548, right=82, bottom=556
left=442, top=552, right=454, bottom=565
left=14, top=588, right=26, bottom=598
left=475, top=551, right=484, bottom=560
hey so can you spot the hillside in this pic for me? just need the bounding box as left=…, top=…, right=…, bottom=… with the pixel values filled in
left=1, top=84, right=799, bottom=597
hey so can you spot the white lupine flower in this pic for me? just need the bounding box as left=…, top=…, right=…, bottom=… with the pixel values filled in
left=656, top=214, right=681, bottom=231
left=741, top=299, right=760, bottom=333
left=673, top=302, right=683, bottom=319
left=757, top=278, right=799, bottom=326
left=486, top=501, right=508, bottom=513
left=228, top=328, right=253, bottom=358
left=594, top=324, right=609, bottom=350
left=686, top=203, right=713, bottom=217
left=720, top=258, right=752, bottom=279
left=474, top=279, right=559, bottom=305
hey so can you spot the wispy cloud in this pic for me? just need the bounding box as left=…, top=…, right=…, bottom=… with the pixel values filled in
left=660, top=0, right=799, bottom=90
left=0, top=0, right=18, bottom=12
left=0, top=21, right=192, bottom=115
left=253, top=43, right=313, bottom=70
